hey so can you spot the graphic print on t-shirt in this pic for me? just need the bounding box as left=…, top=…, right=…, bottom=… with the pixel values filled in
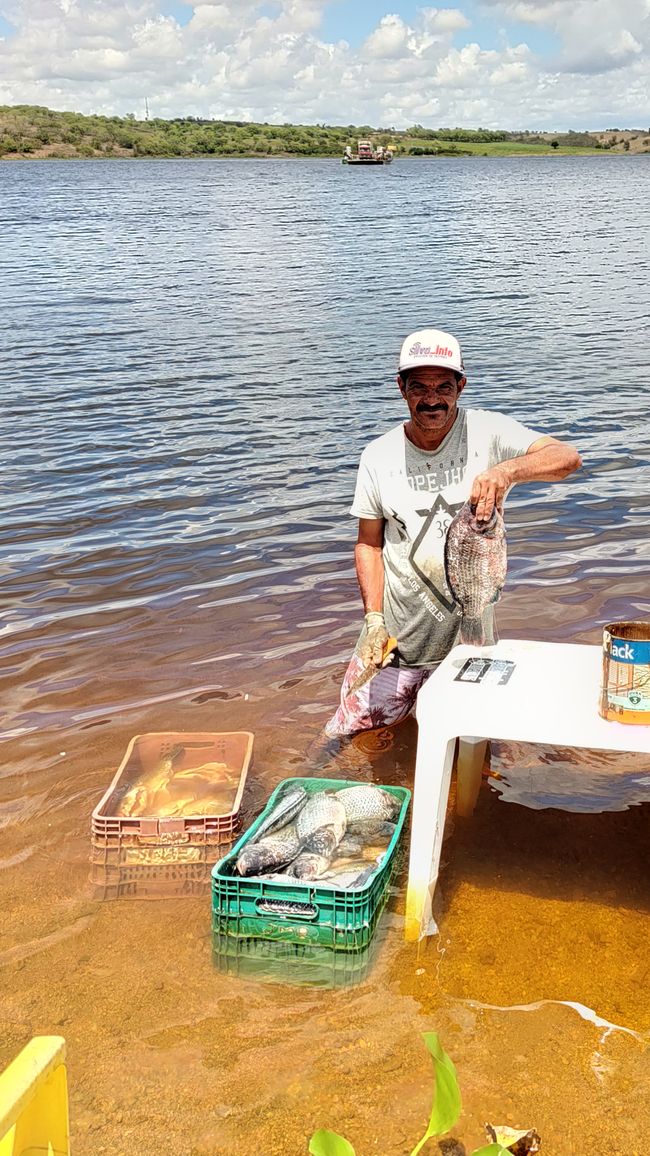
left=409, top=493, right=464, bottom=612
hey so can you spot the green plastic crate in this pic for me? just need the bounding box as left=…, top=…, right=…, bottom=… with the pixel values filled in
left=212, top=932, right=378, bottom=988
left=211, top=777, right=410, bottom=951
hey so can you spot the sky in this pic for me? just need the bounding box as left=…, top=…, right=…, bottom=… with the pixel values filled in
left=0, top=0, right=648, bottom=130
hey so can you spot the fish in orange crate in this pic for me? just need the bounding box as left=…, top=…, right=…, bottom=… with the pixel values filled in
left=117, top=746, right=238, bottom=818
left=118, top=744, right=184, bottom=817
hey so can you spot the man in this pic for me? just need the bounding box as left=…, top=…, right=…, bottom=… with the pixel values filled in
left=325, top=327, right=581, bottom=737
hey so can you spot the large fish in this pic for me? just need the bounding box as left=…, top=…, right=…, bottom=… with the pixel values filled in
left=286, top=793, right=347, bottom=879
left=444, top=502, right=507, bottom=646
left=295, top=793, right=346, bottom=841
left=288, top=825, right=342, bottom=879
left=235, top=824, right=301, bottom=876
left=336, top=785, right=400, bottom=832
left=253, top=786, right=308, bottom=840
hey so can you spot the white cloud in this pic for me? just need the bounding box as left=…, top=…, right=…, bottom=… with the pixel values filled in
left=483, top=0, right=649, bottom=75
left=421, top=7, right=472, bottom=33
left=0, top=0, right=648, bottom=128
left=364, top=15, right=409, bottom=60
left=490, top=58, right=528, bottom=84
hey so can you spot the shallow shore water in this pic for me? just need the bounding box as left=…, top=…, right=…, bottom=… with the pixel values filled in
left=1, top=156, right=649, bottom=1154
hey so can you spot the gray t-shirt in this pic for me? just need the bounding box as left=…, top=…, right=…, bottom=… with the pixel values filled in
left=350, top=407, right=540, bottom=667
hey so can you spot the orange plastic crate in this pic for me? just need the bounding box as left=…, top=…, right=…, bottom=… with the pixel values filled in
left=91, top=731, right=253, bottom=899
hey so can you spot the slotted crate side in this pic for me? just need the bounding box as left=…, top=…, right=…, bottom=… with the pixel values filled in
left=212, top=932, right=377, bottom=987
left=91, top=859, right=210, bottom=900
left=92, top=812, right=240, bottom=843
left=213, top=852, right=391, bottom=923
left=212, top=887, right=391, bottom=949
left=211, top=778, right=410, bottom=951
left=90, top=831, right=228, bottom=869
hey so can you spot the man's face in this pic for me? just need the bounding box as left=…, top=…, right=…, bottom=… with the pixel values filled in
left=398, top=365, right=465, bottom=437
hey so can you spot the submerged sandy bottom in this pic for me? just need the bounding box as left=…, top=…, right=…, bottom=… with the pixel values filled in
left=2, top=703, right=650, bottom=1156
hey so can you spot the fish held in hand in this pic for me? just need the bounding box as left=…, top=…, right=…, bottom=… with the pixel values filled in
left=444, top=501, right=507, bottom=646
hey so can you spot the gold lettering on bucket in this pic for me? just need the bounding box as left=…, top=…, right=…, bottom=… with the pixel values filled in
left=600, top=620, right=650, bottom=725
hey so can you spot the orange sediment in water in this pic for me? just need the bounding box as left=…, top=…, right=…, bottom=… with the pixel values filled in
left=3, top=709, right=650, bottom=1155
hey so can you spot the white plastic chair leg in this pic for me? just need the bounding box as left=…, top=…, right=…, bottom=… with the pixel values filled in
left=456, top=736, right=488, bottom=817
left=405, top=734, right=456, bottom=940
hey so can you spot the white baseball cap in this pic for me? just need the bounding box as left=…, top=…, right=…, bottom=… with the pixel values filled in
left=398, top=328, right=464, bottom=376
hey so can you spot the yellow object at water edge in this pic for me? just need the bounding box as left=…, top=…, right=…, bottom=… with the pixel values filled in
left=0, top=1036, right=69, bottom=1156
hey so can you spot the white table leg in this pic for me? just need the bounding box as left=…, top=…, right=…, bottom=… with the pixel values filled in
left=405, top=734, right=456, bottom=941
left=456, top=736, right=488, bottom=817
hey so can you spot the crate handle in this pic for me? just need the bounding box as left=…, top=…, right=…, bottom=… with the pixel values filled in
left=255, top=897, right=319, bottom=920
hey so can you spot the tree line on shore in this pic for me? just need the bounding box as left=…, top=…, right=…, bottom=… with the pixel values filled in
left=1, top=105, right=648, bottom=159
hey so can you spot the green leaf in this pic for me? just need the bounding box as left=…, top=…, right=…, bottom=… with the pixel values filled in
left=409, top=1033, right=462, bottom=1155
left=471, top=1146, right=513, bottom=1155
left=309, top=1128, right=356, bottom=1156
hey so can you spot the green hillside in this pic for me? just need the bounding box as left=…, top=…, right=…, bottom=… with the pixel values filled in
left=1, top=105, right=647, bottom=159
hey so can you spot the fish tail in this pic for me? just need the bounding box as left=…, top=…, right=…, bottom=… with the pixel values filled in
left=459, top=617, right=486, bottom=646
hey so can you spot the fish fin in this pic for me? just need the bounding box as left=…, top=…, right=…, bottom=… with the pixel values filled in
left=442, top=549, right=457, bottom=606
left=459, top=617, right=486, bottom=646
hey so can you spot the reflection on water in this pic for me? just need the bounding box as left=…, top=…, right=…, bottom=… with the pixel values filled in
left=212, top=932, right=380, bottom=989
left=0, top=156, right=649, bottom=1153
left=490, top=741, right=650, bottom=811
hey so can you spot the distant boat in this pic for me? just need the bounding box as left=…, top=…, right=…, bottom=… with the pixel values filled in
left=342, top=140, right=394, bottom=165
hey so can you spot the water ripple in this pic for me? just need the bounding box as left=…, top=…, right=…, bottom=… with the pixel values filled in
left=0, top=156, right=648, bottom=743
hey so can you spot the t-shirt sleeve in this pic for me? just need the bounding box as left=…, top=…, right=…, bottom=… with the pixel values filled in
left=486, top=412, right=542, bottom=466
left=350, top=450, right=384, bottom=519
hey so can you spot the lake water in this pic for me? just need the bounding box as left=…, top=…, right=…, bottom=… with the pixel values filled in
left=0, top=156, right=649, bottom=1154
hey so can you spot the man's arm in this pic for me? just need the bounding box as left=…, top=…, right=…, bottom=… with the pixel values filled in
left=471, top=436, right=582, bottom=522
left=355, top=518, right=386, bottom=613
left=354, top=518, right=391, bottom=668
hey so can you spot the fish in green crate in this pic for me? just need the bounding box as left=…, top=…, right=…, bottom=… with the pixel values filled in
left=235, top=783, right=400, bottom=885
left=346, top=818, right=397, bottom=839
left=288, top=824, right=342, bottom=879
left=235, top=824, right=302, bottom=876
left=336, top=784, right=400, bottom=830
left=287, top=794, right=347, bottom=879
left=253, top=786, right=308, bottom=839
left=317, top=857, right=384, bottom=889
left=295, top=793, right=346, bottom=841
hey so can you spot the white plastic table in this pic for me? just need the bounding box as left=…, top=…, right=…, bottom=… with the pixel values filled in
left=405, top=639, right=650, bottom=941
